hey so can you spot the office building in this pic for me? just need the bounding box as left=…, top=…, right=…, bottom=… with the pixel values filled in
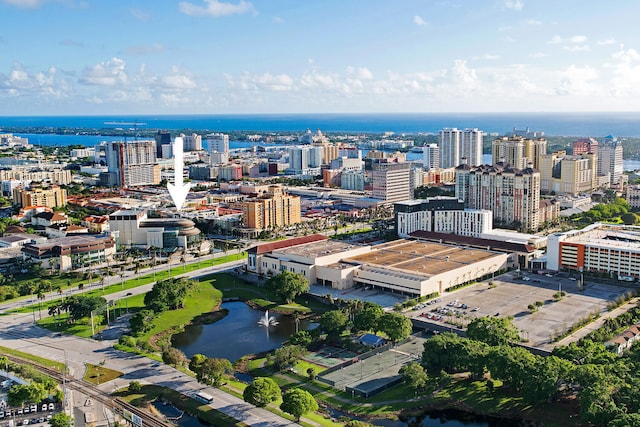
left=439, top=128, right=483, bottom=169
left=102, top=140, right=160, bottom=188
left=243, top=185, right=301, bottom=231
left=372, top=161, right=412, bottom=203
left=455, top=163, right=541, bottom=232
left=155, top=131, right=172, bottom=159
left=341, top=170, right=365, bottom=191
left=13, top=185, right=67, bottom=208
left=182, top=133, right=203, bottom=151
left=548, top=223, right=640, bottom=279
left=492, top=136, right=547, bottom=169
left=627, top=185, right=640, bottom=209
left=395, top=197, right=492, bottom=238
left=422, top=144, right=440, bottom=170
left=538, top=151, right=598, bottom=194
left=313, top=141, right=340, bottom=164
left=289, top=147, right=323, bottom=174
left=598, top=136, right=623, bottom=186
left=22, top=234, right=116, bottom=272
left=108, top=209, right=200, bottom=249
left=218, top=165, right=242, bottom=181
left=207, top=133, right=230, bottom=159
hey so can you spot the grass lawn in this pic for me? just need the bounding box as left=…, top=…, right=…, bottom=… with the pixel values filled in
left=84, top=363, right=123, bottom=385
left=135, top=275, right=226, bottom=349
left=0, top=345, right=66, bottom=371
left=11, top=253, right=247, bottom=315
left=116, top=384, right=245, bottom=427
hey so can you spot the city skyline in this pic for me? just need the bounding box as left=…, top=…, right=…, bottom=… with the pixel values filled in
left=1, top=1, right=640, bottom=115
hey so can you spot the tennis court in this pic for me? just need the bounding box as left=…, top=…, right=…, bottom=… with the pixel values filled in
left=303, top=345, right=361, bottom=368
left=318, top=336, right=426, bottom=397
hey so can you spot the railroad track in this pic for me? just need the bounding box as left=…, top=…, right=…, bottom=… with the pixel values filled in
left=3, top=354, right=170, bottom=427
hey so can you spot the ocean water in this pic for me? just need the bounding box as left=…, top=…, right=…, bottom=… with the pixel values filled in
left=2, top=112, right=640, bottom=136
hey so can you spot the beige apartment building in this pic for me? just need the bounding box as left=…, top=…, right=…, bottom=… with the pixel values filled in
left=455, top=163, right=541, bottom=232
left=492, top=136, right=547, bottom=169
left=539, top=151, right=598, bottom=194
left=243, top=185, right=301, bottom=230
left=13, top=185, right=67, bottom=208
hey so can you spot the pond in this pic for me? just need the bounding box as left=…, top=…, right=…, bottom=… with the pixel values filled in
left=152, top=401, right=211, bottom=427
left=370, top=409, right=516, bottom=427
left=171, top=301, right=315, bottom=362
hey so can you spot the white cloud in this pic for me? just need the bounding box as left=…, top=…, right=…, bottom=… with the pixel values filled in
left=525, top=19, right=541, bottom=25
left=178, top=0, right=255, bottom=17
left=0, top=64, right=67, bottom=99
left=346, top=66, right=373, bottom=80
left=474, top=54, right=500, bottom=60
left=548, top=35, right=562, bottom=44
left=505, top=0, right=524, bottom=11
left=272, top=16, right=284, bottom=24
left=570, top=35, right=587, bottom=43
left=498, top=25, right=513, bottom=32
left=597, top=38, right=616, bottom=46
left=529, top=52, right=548, bottom=58
left=80, top=57, right=127, bottom=86
left=129, top=8, right=151, bottom=22
left=564, top=45, right=590, bottom=52
left=413, top=15, right=428, bottom=26
left=2, top=0, right=46, bottom=8
left=556, top=65, right=599, bottom=96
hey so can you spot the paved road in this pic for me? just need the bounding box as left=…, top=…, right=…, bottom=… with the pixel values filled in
left=0, top=257, right=301, bottom=427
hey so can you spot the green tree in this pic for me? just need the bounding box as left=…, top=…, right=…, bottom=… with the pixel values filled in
left=352, top=302, right=384, bottom=333
left=129, top=310, right=156, bottom=335
left=144, top=278, right=195, bottom=312
left=621, top=212, right=638, bottom=225
left=128, top=381, right=142, bottom=392
left=289, top=331, right=312, bottom=348
left=399, top=362, right=430, bottom=393
left=273, top=344, right=306, bottom=371
left=8, top=383, right=47, bottom=407
left=466, top=316, right=520, bottom=346
left=49, top=413, right=73, bottom=427
left=196, top=358, right=233, bottom=386
left=280, top=388, right=318, bottom=421
left=378, top=311, right=412, bottom=342
left=319, top=310, right=348, bottom=340
left=189, top=354, right=208, bottom=372
left=610, top=413, right=640, bottom=427
left=243, top=377, right=281, bottom=407
left=66, top=295, right=106, bottom=321
left=265, top=271, right=310, bottom=303
left=162, top=347, right=186, bottom=367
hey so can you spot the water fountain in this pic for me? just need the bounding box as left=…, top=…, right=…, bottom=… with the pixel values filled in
left=257, top=310, right=279, bottom=327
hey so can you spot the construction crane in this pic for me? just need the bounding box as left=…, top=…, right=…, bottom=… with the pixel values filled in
left=104, top=121, right=147, bottom=141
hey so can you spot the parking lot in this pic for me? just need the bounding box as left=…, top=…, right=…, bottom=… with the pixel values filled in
left=409, top=271, right=634, bottom=352
left=0, top=402, right=57, bottom=427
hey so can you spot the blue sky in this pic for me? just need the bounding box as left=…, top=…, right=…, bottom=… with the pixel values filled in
left=1, top=0, right=640, bottom=115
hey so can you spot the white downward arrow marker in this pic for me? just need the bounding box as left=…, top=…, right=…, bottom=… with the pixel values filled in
left=167, top=136, right=191, bottom=210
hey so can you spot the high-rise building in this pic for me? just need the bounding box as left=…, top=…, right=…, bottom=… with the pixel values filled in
left=598, top=136, right=623, bottom=186
left=394, top=197, right=493, bottom=238
left=289, top=147, right=322, bottom=174
left=243, top=185, right=302, bottom=230
left=455, top=163, right=541, bottom=232
left=422, top=144, right=440, bottom=170
left=492, top=136, right=547, bottom=169
left=439, top=128, right=483, bottom=169
left=182, top=133, right=203, bottom=151
left=573, top=137, right=598, bottom=156
left=207, top=133, right=230, bottom=162
left=313, top=141, right=340, bottom=164
left=539, top=151, right=598, bottom=194
left=102, top=140, right=160, bottom=187
left=341, top=170, right=365, bottom=191
left=155, top=131, right=171, bottom=159
left=372, top=161, right=411, bottom=203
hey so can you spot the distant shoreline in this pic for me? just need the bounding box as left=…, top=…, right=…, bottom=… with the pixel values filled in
left=2, top=112, right=640, bottom=136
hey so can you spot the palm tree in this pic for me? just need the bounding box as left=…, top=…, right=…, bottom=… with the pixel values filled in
left=78, top=282, right=85, bottom=294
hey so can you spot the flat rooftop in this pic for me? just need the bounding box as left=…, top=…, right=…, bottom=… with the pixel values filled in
left=344, top=239, right=503, bottom=277
left=567, top=227, right=640, bottom=252
left=274, top=239, right=367, bottom=259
